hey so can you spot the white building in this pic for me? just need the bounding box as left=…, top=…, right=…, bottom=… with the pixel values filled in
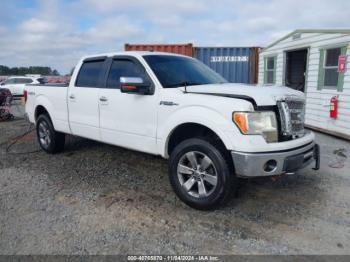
left=258, top=29, right=350, bottom=139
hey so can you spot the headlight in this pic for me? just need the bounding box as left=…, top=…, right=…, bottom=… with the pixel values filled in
left=233, top=111, right=278, bottom=143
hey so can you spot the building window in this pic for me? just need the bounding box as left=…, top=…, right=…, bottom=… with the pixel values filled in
left=264, top=56, right=276, bottom=84
left=324, top=48, right=340, bottom=88
left=318, top=46, right=346, bottom=91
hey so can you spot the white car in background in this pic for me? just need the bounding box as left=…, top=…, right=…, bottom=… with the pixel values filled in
left=0, top=76, right=46, bottom=96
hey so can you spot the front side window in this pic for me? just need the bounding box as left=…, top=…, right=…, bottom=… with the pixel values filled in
left=107, top=60, right=145, bottom=88
left=264, top=56, right=276, bottom=84
left=76, top=60, right=105, bottom=87
left=143, top=55, right=227, bottom=88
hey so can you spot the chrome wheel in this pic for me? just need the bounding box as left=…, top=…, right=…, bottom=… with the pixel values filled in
left=177, top=151, right=218, bottom=198
left=38, top=121, right=51, bottom=149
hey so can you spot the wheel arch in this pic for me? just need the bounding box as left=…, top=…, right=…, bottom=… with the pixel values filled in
left=33, top=95, right=55, bottom=124
left=164, top=121, right=232, bottom=159
left=35, top=105, right=50, bottom=121
left=34, top=103, right=55, bottom=130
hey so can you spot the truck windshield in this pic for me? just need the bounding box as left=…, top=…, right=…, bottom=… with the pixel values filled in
left=143, top=55, right=228, bottom=88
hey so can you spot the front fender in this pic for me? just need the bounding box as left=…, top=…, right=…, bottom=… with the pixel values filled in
left=157, top=106, right=238, bottom=157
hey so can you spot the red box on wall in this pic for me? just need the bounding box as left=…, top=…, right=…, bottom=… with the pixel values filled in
left=338, top=55, right=347, bottom=73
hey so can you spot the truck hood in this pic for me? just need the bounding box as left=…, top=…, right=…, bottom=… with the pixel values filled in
left=182, top=83, right=305, bottom=107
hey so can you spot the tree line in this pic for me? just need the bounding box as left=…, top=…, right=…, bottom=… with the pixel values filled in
left=0, top=65, right=60, bottom=76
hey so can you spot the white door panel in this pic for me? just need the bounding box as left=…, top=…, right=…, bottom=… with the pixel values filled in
left=67, top=59, right=106, bottom=140
left=68, top=87, right=100, bottom=140
left=98, top=58, right=159, bottom=154
left=99, top=89, right=159, bottom=153
left=13, top=84, right=25, bottom=95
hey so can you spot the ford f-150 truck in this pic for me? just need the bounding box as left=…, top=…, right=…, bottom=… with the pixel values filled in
left=25, top=52, right=320, bottom=210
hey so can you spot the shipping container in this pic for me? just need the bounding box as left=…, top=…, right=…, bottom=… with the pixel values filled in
left=124, top=44, right=259, bottom=84
left=125, top=43, right=194, bottom=57
left=194, top=47, right=260, bottom=84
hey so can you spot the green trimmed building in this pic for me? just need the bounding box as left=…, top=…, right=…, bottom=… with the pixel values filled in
left=259, top=29, right=350, bottom=138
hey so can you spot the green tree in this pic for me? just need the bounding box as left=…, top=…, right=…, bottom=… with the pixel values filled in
left=0, top=65, right=60, bottom=76
left=52, top=69, right=59, bottom=76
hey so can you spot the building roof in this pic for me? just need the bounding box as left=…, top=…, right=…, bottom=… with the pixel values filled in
left=264, top=29, right=350, bottom=50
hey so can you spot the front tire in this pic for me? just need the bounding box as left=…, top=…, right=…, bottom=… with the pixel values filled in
left=169, top=138, right=236, bottom=210
left=36, top=114, right=65, bottom=154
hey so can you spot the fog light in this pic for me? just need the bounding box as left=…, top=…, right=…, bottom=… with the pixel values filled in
left=264, top=160, right=277, bottom=172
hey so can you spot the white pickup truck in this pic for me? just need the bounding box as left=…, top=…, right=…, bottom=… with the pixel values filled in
left=25, top=52, right=320, bottom=210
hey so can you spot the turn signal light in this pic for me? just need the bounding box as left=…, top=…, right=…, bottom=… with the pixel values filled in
left=233, top=112, right=248, bottom=134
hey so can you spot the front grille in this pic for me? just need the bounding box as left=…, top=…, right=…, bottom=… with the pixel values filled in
left=277, top=97, right=305, bottom=140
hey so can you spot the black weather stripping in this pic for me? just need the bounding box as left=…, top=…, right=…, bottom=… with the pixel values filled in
left=183, top=91, right=258, bottom=110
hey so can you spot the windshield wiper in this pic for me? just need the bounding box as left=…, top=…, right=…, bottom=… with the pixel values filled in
left=165, top=82, right=203, bottom=88
left=165, top=83, right=186, bottom=88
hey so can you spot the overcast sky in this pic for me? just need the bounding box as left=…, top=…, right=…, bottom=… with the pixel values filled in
left=0, top=0, right=349, bottom=74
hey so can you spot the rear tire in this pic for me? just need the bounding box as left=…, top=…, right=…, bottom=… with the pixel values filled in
left=169, top=138, right=237, bottom=210
left=36, top=114, right=65, bottom=154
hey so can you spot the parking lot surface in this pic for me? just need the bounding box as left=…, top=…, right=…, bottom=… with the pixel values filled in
left=0, top=106, right=350, bottom=255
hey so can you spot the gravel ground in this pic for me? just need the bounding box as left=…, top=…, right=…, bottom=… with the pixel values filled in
left=0, top=105, right=350, bottom=255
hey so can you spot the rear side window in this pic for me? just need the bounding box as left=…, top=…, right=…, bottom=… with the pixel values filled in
left=107, top=60, right=144, bottom=88
left=76, top=60, right=104, bottom=87
left=4, top=78, right=15, bottom=84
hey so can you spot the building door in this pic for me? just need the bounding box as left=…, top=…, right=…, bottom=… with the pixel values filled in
left=285, top=49, right=308, bottom=92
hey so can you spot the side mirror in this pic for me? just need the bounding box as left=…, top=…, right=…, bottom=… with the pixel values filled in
left=120, top=77, right=152, bottom=95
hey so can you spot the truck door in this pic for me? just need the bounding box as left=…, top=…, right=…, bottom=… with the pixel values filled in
left=68, top=57, right=107, bottom=140
left=98, top=56, right=159, bottom=154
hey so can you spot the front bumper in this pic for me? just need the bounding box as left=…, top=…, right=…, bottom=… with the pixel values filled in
left=231, top=142, right=320, bottom=177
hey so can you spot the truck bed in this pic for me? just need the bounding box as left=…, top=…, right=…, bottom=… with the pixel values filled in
left=25, top=82, right=70, bottom=133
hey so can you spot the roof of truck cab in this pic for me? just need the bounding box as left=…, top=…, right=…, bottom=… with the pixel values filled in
left=80, top=51, right=188, bottom=60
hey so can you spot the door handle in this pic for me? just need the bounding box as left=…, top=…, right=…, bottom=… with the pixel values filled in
left=69, top=94, right=75, bottom=99
left=99, top=96, right=108, bottom=102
